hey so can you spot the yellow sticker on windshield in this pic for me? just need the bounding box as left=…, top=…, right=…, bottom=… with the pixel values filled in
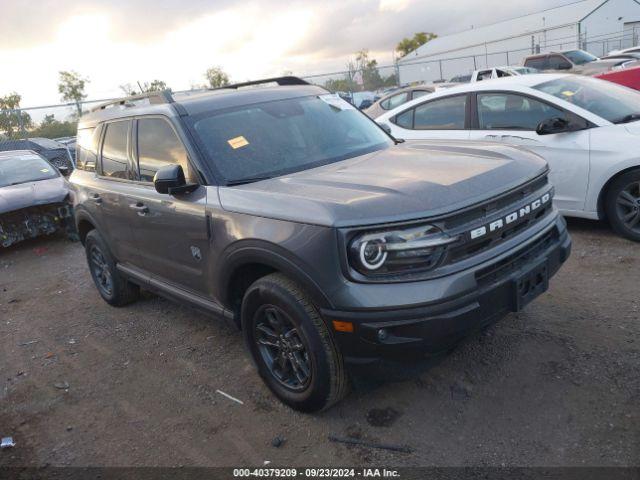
left=40, top=168, right=50, bottom=173
left=228, top=136, right=249, bottom=149
left=561, top=90, right=575, bottom=97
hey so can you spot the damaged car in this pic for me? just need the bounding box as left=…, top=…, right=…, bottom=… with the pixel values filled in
left=0, top=138, right=75, bottom=173
left=0, top=150, right=76, bottom=248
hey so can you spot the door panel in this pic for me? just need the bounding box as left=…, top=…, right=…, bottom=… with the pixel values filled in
left=128, top=185, right=211, bottom=296
left=129, top=116, right=211, bottom=297
left=469, top=130, right=590, bottom=212
left=470, top=92, right=590, bottom=212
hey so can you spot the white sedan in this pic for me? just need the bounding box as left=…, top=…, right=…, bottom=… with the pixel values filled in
left=376, top=74, right=640, bottom=241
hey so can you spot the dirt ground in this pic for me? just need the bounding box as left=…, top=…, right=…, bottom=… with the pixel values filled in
left=1, top=219, right=638, bottom=468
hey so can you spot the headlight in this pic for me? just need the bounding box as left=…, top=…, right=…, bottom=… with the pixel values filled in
left=348, top=224, right=459, bottom=276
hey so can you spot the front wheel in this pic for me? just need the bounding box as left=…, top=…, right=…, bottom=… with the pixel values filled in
left=241, top=273, right=348, bottom=412
left=605, top=169, right=640, bottom=242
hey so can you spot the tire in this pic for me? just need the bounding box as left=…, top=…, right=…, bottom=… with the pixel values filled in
left=241, top=273, right=348, bottom=412
left=605, top=169, right=640, bottom=242
left=84, top=230, right=140, bottom=306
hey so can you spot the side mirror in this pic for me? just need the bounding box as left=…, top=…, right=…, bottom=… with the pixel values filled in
left=536, top=117, right=570, bottom=135
left=57, top=165, right=70, bottom=176
left=153, top=164, right=197, bottom=195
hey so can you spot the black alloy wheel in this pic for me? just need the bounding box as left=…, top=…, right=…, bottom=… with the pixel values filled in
left=606, top=169, right=640, bottom=242
left=615, top=181, right=640, bottom=233
left=254, top=305, right=312, bottom=391
left=89, top=244, right=114, bottom=297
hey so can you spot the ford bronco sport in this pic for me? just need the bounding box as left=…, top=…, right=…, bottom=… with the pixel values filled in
left=70, top=77, right=571, bottom=412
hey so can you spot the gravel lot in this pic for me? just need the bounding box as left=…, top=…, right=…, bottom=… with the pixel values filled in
left=1, top=219, right=638, bottom=467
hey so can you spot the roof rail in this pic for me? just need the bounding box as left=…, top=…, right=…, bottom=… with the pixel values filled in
left=210, top=76, right=310, bottom=91
left=90, top=90, right=174, bottom=112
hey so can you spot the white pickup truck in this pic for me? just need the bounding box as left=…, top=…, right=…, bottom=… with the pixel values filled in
left=471, top=66, right=539, bottom=82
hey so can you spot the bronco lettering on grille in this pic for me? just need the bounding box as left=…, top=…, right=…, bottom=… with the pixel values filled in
left=470, top=192, right=551, bottom=240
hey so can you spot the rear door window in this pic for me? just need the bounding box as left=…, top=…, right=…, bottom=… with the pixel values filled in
left=136, top=117, right=192, bottom=182
left=100, top=121, right=132, bottom=179
left=477, top=70, right=493, bottom=81
left=548, top=55, right=572, bottom=70
left=413, top=95, right=467, bottom=130
left=525, top=56, right=549, bottom=70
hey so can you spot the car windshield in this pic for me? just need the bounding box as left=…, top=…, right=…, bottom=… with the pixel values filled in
left=0, top=154, right=59, bottom=188
left=534, top=76, right=640, bottom=123
left=189, top=94, right=392, bottom=184
left=563, top=50, right=598, bottom=65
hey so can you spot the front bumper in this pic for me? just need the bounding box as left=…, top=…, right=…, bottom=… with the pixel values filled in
left=322, top=215, right=571, bottom=363
left=0, top=203, right=76, bottom=248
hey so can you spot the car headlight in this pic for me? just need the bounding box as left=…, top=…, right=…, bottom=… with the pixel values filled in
left=348, top=224, right=459, bottom=276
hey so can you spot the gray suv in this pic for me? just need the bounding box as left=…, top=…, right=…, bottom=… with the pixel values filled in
left=70, top=77, right=571, bottom=412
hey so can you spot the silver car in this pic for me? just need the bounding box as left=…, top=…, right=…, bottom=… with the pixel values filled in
left=364, top=84, right=455, bottom=119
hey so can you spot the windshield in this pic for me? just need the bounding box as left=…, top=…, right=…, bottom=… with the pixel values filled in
left=190, top=94, right=392, bottom=184
left=563, top=50, right=598, bottom=65
left=534, top=76, right=640, bottom=123
left=0, top=154, right=59, bottom=188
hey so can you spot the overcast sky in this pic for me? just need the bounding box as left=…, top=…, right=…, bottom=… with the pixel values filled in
left=0, top=0, right=573, bottom=109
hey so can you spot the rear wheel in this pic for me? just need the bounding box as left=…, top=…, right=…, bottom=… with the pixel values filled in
left=605, top=169, right=640, bottom=242
left=85, top=230, right=140, bottom=306
left=241, top=273, right=348, bottom=412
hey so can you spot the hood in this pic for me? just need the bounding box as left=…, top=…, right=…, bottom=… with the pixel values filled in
left=219, top=141, right=548, bottom=227
left=0, top=176, right=69, bottom=215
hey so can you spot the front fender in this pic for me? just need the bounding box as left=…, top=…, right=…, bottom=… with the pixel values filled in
left=216, top=240, right=334, bottom=311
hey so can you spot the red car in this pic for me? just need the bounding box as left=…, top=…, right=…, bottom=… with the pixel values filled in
left=596, top=66, right=640, bottom=91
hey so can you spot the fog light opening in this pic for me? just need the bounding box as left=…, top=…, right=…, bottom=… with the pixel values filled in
left=377, top=328, right=388, bottom=342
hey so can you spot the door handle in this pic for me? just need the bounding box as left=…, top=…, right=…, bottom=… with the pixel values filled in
left=129, top=202, right=149, bottom=214
left=89, top=193, right=102, bottom=205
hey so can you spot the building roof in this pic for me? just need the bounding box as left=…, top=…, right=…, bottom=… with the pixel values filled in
left=398, top=0, right=607, bottom=63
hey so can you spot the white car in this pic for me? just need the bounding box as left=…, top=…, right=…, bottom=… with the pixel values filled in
left=471, top=66, right=539, bottom=82
left=608, top=45, right=640, bottom=56
left=376, top=74, right=640, bottom=241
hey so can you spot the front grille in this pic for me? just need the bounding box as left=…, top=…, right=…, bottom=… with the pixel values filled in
left=443, top=174, right=549, bottom=230
left=475, top=226, right=559, bottom=287
left=446, top=201, right=553, bottom=264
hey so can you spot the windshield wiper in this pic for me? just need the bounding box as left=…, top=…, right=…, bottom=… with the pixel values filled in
left=613, top=113, right=640, bottom=124
left=226, top=175, right=274, bottom=186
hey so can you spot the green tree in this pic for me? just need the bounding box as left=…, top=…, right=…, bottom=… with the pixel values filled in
left=324, top=78, right=357, bottom=93
left=58, top=71, right=89, bottom=116
left=355, top=50, right=384, bottom=91
left=30, top=114, right=77, bottom=139
left=0, top=92, right=32, bottom=138
left=119, top=83, right=139, bottom=96
left=205, top=66, right=230, bottom=88
left=396, top=32, right=437, bottom=57
left=145, top=80, right=168, bottom=92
